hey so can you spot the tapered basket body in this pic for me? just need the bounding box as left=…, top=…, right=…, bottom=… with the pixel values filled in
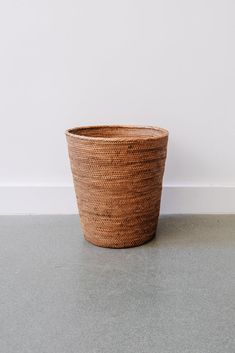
left=66, top=125, right=168, bottom=248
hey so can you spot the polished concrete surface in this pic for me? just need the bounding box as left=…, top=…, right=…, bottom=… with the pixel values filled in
left=0, top=215, right=235, bottom=353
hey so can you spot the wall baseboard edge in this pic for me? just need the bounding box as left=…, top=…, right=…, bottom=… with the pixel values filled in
left=0, top=185, right=234, bottom=215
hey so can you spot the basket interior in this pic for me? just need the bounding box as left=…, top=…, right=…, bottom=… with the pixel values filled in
left=68, top=126, right=168, bottom=140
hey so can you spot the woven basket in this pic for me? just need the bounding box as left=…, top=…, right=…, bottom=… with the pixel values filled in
left=66, top=125, right=168, bottom=248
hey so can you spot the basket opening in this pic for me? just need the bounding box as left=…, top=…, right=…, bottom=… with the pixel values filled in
left=67, top=126, right=168, bottom=140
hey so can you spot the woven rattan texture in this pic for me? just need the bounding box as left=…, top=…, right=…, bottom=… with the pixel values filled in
left=66, top=126, right=168, bottom=248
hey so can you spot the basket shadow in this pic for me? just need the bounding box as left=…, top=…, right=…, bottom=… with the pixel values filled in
left=144, top=214, right=235, bottom=249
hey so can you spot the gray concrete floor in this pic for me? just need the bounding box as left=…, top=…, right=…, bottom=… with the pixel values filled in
left=0, top=215, right=235, bottom=353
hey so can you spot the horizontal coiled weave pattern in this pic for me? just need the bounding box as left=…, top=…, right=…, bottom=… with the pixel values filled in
left=66, top=125, right=168, bottom=248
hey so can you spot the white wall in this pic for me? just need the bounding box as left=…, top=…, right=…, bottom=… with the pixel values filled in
left=0, top=0, right=234, bottom=214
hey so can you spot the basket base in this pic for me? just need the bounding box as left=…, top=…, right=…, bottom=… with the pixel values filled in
left=84, top=233, right=156, bottom=249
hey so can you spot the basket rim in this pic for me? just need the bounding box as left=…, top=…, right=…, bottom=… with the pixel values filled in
left=65, top=124, right=169, bottom=142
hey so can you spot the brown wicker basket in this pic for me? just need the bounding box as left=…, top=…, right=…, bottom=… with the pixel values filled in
left=66, top=125, right=168, bottom=248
